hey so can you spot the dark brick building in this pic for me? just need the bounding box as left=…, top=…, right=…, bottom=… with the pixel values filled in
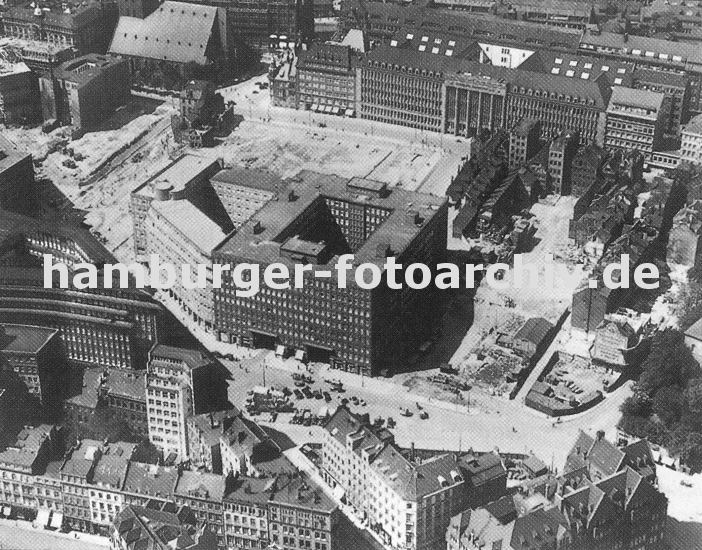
left=213, top=170, right=448, bottom=376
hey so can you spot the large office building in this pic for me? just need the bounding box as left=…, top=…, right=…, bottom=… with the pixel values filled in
left=0, top=324, right=67, bottom=409
left=0, top=61, right=41, bottom=125
left=130, top=154, right=228, bottom=329
left=146, top=344, right=218, bottom=462
left=0, top=210, right=163, bottom=370
left=54, top=53, right=131, bottom=138
left=213, top=170, right=448, bottom=377
left=0, top=138, right=37, bottom=215
left=296, top=42, right=359, bottom=114
left=579, top=29, right=702, bottom=116
left=2, top=0, right=116, bottom=55
left=604, top=87, right=668, bottom=159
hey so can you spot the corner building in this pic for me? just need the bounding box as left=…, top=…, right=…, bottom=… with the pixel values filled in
left=213, top=171, right=447, bottom=376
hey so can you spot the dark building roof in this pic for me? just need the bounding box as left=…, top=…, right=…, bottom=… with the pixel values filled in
left=269, top=474, right=337, bottom=513
left=514, top=317, right=554, bottom=347
left=56, top=54, right=126, bottom=86
left=214, top=170, right=446, bottom=272
left=113, top=503, right=216, bottom=550
left=210, top=166, right=285, bottom=193
left=0, top=323, right=58, bottom=354
left=0, top=424, right=55, bottom=470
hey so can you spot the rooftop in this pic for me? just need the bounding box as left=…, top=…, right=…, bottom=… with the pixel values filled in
left=270, top=474, right=336, bottom=513
left=150, top=344, right=213, bottom=370
left=122, top=462, right=179, bottom=500
left=214, top=170, right=446, bottom=273
left=684, top=113, right=702, bottom=136
left=113, top=504, right=215, bottom=550
left=150, top=198, right=227, bottom=254
left=608, top=86, right=665, bottom=113
left=61, top=439, right=103, bottom=479
left=109, top=1, right=218, bottom=65
left=175, top=470, right=226, bottom=502
left=0, top=424, right=55, bottom=469
left=56, top=53, right=125, bottom=86
left=580, top=28, right=702, bottom=66
left=210, top=166, right=285, bottom=194
left=0, top=323, right=58, bottom=354
left=224, top=476, right=276, bottom=506
left=133, top=154, right=221, bottom=199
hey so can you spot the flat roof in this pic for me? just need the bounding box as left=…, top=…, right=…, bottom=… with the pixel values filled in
left=133, top=155, right=221, bottom=199
left=608, top=86, right=665, bottom=113
left=214, top=170, right=446, bottom=273
left=56, top=54, right=125, bottom=85
left=210, top=166, right=284, bottom=193
left=150, top=198, right=227, bottom=254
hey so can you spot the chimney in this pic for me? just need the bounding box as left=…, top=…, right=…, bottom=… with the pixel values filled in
left=623, top=32, right=629, bottom=42
left=252, top=220, right=263, bottom=234
left=410, top=442, right=415, bottom=462
left=288, top=190, right=297, bottom=202
left=596, top=430, right=605, bottom=441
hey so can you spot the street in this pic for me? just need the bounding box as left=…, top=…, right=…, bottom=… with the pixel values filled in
left=0, top=522, right=107, bottom=550
left=222, top=350, right=633, bottom=470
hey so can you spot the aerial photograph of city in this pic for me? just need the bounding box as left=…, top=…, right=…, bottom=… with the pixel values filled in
left=1, top=0, right=702, bottom=548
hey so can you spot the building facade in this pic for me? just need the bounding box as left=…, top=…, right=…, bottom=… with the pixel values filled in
left=212, top=170, right=448, bottom=377
left=146, top=344, right=217, bottom=462
left=681, top=113, right=702, bottom=165
left=54, top=53, right=131, bottom=138
left=604, top=87, right=668, bottom=159
left=296, top=42, right=358, bottom=114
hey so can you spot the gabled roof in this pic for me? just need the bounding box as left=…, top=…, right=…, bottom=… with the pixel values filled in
left=514, top=317, right=554, bottom=347
left=109, top=2, right=218, bottom=65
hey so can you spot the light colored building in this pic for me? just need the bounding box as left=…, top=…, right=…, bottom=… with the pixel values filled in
left=208, top=166, right=282, bottom=229
left=219, top=415, right=287, bottom=478
left=681, top=114, right=702, bottom=165
left=146, top=344, right=216, bottom=462
left=223, top=476, right=274, bottom=550
left=322, top=407, right=506, bottom=550
left=88, top=441, right=136, bottom=536
left=130, top=154, right=226, bottom=329
left=174, top=470, right=226, bottom=549
left=144, top=195, right=226, bottom=327
left=604, top=87, right=668, bottom=159
left=0, top=424, right=60, bottom=522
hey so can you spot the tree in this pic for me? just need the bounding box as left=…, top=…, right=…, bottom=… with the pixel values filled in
left=685, top=378, right=702, bottom=414
left=652, top=385, right=684, bottom=426
left=621, top=391, right=653, bottom=418
left=679, top=432, right=702, bottom=473
left=638, top=330, right=701, bottom=395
